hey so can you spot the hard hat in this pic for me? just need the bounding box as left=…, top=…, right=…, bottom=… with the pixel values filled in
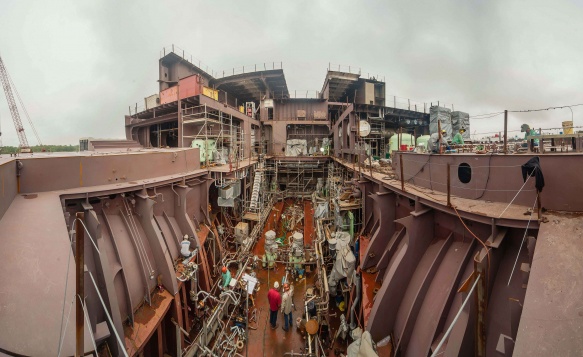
left=441, top=129, right=446, bottom=133
left=274, top=281, right=280, bottom=289
left=460, top=128, right=466, bottom=133
left=222, top=266, right=227, bottom=273
left=183, top=234, right=189, bottom=240
left=283, top=283, right=289, bottom=291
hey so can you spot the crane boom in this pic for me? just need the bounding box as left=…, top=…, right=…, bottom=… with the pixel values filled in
left=0, top=56, right=29, bottom=148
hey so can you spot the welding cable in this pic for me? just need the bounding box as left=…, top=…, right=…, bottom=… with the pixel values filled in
left=507, top=194, right=538, bottom=286
left=452, top=204, right=491, bottom=288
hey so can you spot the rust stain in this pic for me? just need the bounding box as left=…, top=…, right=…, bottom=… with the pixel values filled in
left=124, top=290, right=173, bottom=355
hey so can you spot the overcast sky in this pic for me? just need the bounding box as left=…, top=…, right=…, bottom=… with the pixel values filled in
left=1, top=0, right=582, bottom=146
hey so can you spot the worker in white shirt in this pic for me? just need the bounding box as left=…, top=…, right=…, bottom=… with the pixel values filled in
left=281, top=283, right=294, bottom=331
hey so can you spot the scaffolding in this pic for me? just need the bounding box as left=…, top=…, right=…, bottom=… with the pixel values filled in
left=364, top=116, right=387, bottom=158
left=182, top=104, right=247, bottom=167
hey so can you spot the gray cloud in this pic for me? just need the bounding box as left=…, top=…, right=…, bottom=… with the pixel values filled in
left=1, top=0, right=581, bottom=146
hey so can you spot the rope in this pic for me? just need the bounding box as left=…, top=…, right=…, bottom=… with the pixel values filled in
left=404, top=172, right=536, bottom=192
left=57, top=229, right=74, bottom=356
left=79, top=295, right=99, bottom=354
left=498, top=169, right=534, bottom=218
left=57, top=297, right=75, bottom=357
left=507, top=194, right=538, bottom=286
left=431, top=274, right=481, bottom=357
left=89, top=272, right=129, bottom=357
left=402, top=157, right=525, bottom=168
left=452, top=205, right=491, bottom=289
left=73, top=217, right=101, bottom=255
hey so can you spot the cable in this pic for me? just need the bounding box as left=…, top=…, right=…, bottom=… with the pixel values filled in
left=509, top=103, right=583, bottom=113
left=507, top=194, right=538, bottom=286
left=57, top=225, right=75, bottom=355
left=89, top=272, right=130, bottom=357
left=452, top=204, right=491, bottom=294
left=474, top=153, right=492, bottom=200
left=498, top=169, right=535, bottom=218
left=470, top=112, right=505, bottom=120
left=57, top=297, right=75, bottom=357
left=431, top=274, right=481, bottom=357
left=79, top=295, right=99, bottom=354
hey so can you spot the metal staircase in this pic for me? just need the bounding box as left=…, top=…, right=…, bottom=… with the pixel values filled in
left=249, top=170, right=262, bottom=211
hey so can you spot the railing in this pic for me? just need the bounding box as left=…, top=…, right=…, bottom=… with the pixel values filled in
left=128, top=103, right=147, bottom=116
left=160, top=44, right=217, bottom=77
left=328, top=63, right=386, bottom=82
left=182, top=104, right=223, bottom=122
left=287, top=90, right=321, bottom=99
left=160, top=44, right=283, bottom=80
left=215, top=62, right=283, bottom=79
left=386, top=94, right=455, bottom=114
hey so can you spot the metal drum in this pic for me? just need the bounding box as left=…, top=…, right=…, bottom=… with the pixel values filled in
left=292, top=231, right=304, bottom=248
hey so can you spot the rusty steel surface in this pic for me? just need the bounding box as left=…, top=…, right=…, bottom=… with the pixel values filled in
left=0, top=192, right=93, bottom=356
left=75, top=212, right=85, bottom=357
left=124, top=289, right=174, bottom=356
left=514, top=213, right=583, bottom=356
left=392, top=152, right=583, bottom=212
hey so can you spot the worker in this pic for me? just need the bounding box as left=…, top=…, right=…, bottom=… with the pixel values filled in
left=521, top=124, right=539, bottom=147
left=428, top=130, right=449, bottom=153
left=290, top=249, right=305, bottom=279
left=268, top=281, right=282, bottom=329
left=221, top=266, right=231, bottom=290
left=281, top=283, right=294, bottom=331
left=452, top=128, right=465, bottom=145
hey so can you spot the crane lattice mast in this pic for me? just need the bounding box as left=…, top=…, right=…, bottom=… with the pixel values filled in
left=0, top=55, right=29, bottom=149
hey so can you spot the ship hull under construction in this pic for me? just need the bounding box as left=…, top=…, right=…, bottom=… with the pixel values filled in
left=1, top=47, right=582, bottom=357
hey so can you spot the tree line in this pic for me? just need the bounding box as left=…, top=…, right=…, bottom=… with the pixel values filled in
left=0, top=145, right=79, bottom=154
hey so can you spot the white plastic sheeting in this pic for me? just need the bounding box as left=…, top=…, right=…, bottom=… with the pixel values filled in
left=430, top=106, right=452, bottom=139
left=285, top=139, right=308, bottom=156
left=314, top=202, right=328, bottom=218
left=328, top=231, right=355, bottom=295
left=347, top=329, right=379, bottom=357
left=452, top=111, right=471, bottom=141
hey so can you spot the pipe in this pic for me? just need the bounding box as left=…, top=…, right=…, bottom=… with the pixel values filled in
left=349, top=273, right=361, bottom=330
left=347, top=211, right=354, bottom=240
left=191, top=265, right=198, bottom=301
left=171, top=182, right=181, bottom=206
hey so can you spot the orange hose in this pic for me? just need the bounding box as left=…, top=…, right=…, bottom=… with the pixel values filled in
left=452, top=205, right=491, bottom=292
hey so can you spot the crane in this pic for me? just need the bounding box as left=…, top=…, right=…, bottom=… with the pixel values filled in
left=0, top=55, right=42, bottom=153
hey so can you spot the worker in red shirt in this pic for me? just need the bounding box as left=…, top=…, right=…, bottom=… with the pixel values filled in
left=267, top=281, right=282, bottom=329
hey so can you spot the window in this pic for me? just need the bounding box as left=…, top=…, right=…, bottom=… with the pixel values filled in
left=458, top=163, right=471, bottom=183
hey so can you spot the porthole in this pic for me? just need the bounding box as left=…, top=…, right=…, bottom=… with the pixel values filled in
left=458, top=163, right=472, bottom=184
